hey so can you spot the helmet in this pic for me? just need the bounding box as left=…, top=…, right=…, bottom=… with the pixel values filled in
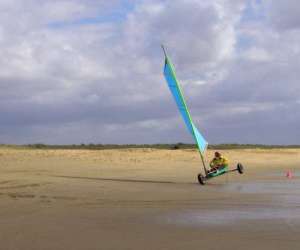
left=215, top=151, right=221, bottom=157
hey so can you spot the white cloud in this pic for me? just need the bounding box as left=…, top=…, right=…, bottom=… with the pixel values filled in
left=0, top=0, right=299, bottom=145
left=242, top=47, right=272, bottom=62
left=265, top=0, right=300, bottom=31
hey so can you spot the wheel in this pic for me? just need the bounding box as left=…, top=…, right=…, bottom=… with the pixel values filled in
left=197, top=173, right=206, bottom=185
left=237, top=163, right=244, bottom=174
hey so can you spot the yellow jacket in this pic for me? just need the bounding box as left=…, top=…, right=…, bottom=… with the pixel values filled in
left=209, top=156, right=229, bottom=168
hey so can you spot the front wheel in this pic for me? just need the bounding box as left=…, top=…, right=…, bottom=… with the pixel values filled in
left=237, top=163, right=244, bottom=174
left=197, top=174, right=206, bottom=185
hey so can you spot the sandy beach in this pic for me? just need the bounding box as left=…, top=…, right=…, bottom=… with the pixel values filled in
left=0, top=147, right=300, bottom=250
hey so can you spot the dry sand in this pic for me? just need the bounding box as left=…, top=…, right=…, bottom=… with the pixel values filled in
left=0, top=147, right=300, bottom=250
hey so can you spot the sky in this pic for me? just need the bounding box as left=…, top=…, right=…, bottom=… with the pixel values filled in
left=0, top=0, right=299, bottom=145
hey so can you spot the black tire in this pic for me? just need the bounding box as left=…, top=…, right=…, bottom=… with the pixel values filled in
left=197, top=174, right=206, bottom=185
left=237, top=163, right=244, bottom=174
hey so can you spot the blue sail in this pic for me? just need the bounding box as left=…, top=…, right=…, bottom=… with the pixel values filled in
left=163, top=53, right=208, bottom=154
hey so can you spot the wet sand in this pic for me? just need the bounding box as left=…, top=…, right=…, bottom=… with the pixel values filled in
left=0, top=147, right=300, bottom=250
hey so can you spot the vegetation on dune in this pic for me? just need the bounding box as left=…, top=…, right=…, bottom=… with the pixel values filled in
left=0, top=143, right=300, bottom=150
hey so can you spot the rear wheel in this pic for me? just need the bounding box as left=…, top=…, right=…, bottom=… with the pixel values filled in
left=197, top=174, right=206, bottom=185
left=237, top=163, right=244, bottom=174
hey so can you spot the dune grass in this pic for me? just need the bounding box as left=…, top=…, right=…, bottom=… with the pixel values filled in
left=1, top=143, right=299, bottom=150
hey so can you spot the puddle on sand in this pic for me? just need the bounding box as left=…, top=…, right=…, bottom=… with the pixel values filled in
left=221, top=180, right=300, bottom=195
left=265, top=170, right=300, bottom=178
left=165, top=207, right=300, bottom=226
left=164, top=177, right=300, bottom=226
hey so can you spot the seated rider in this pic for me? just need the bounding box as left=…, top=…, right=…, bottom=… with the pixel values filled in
left=209, top=151, right=229, bottom=172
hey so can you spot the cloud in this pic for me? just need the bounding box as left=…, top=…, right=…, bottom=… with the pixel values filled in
left=266, top=0, right=300, bottom=31
left=0, top=0, right=299, bottom=145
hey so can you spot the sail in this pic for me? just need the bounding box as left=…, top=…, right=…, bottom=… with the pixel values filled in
left=163, top=50, right=208, bottom=154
